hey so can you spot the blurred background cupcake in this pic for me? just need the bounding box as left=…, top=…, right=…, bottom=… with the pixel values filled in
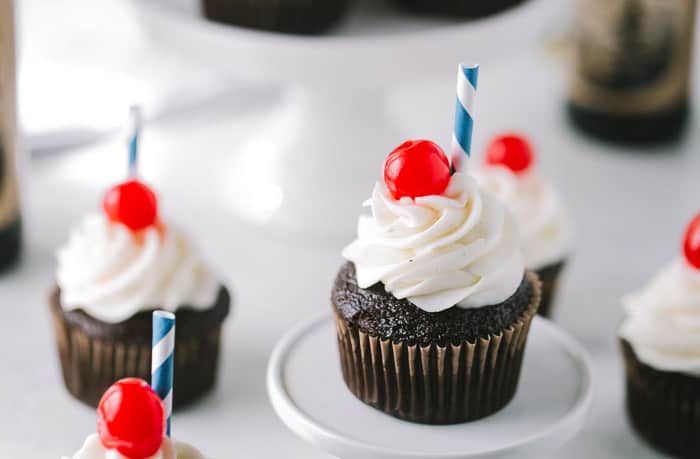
left=50, top=115, right=231, bottom=409
left=472, top=134, right=573, bottom=318
left=619, top=213, right=700, bottom=458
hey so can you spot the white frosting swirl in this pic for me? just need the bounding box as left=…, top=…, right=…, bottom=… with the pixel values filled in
left=57, top=214, right=220, bottom=323
left=61, top=434, right=205, bottom=459
left=620, top=259, right=700, bottom=376
left=342, top=172, right=525, bottom=313
left=472, top=166, right=572, bottom=270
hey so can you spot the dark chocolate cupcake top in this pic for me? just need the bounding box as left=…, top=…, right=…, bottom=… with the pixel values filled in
left=333, top=262, right=535, bottom=346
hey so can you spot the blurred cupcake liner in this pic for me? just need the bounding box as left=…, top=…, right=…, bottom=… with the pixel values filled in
left=202, top=0, right=350, bottom=34
left=393, top=0, right=527, bottom=17
left=535, top=260, right=566, bottom=318
left=621, top=339, right=700, bottom=458
left=49, top=287, right=231, bottom=409
left=334, top=272, right=541, bottom=424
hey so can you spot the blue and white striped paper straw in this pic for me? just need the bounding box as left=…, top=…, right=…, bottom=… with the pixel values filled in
left=451, top=64, right=479, bottom=172
left=152, top=310, right=175, bottom=437
left=127, top=105, right=143, bottom=177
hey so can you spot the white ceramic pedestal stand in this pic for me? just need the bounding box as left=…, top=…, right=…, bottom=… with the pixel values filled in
left=267, top=313, right=593, bottom=459
left=133, top=0, right=561, bottom=240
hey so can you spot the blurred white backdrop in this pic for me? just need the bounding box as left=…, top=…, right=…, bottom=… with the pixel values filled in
left=3, top=0, right=700, bottom=458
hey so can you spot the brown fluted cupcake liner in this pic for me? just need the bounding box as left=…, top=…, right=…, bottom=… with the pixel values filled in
left=535, top=260, right=566, bottom=318
left=621, top=339, right=700, bottom=459
left=49, top=286, right=230, bottom=410
left=202, top=0, right=350, bottom=34
left=334, top=272, right=541, bottom=424
left=393, top=0, right=527, bottom=18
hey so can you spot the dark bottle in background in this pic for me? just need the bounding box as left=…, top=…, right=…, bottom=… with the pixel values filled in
left=567, top=0, right=697, bottom=144
left=0, top=0, right=21, bottom=270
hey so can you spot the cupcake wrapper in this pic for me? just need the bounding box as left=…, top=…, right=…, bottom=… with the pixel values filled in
left=202, top=0, right=349, bottom=34
left=535, top=260, right=566, bottom=318
left=621, top=339, right=700, bottom=459
left=393, top=0, right=526, bottom=18
left=334, top=272, right=541, bottom=424
left=49, top=288, right=230, bottom=410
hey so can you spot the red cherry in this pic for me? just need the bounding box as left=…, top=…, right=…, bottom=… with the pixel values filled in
left=485, top=134, right=535, bottom=174
left=383, top=140, right=451, bottom=200
left=103, top=180, right=158, bottom=231
left=683, top=213, right=700, bottom=270
left=97, top=378, right=165, bottom=459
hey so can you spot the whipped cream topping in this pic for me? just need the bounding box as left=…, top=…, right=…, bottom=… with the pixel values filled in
left=61, top=434, right=205, bottom=459
left=342, top=172, right=525, bottom=313
left=472, top=165, right=572, bottom=270
left=57, top=213, right=219, bottom=323
left=620, top=259, right=700, bottom=376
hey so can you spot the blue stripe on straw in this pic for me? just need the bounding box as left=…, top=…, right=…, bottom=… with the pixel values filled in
left=128, top=134, right=138, bottom=174
left=152, top=312, right=175, bottom=437
left=127, top=106, right=142, bottom=177
left=152, top=354, right=174, bottom=435
left=152, top=355, right=173, bottom=399
left=462, top=65, right=479, bottom=90
left=454, top=99, right=474, bottom=156
left=152, top=314, right=174, bottom=343
left=451, top=64, right=480, bottom=172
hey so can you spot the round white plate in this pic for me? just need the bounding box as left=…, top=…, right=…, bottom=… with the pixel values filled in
left=267, top=313, right=593, bottom=459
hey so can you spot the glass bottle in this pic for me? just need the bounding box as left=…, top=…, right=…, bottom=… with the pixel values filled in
left=567, top=0, right=697, bottom=144
left=0, top=0, right=21, bottom=269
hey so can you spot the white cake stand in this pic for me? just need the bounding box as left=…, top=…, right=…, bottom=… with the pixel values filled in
left=131, top=0, right=563, bottom=240
left=267, top=313, right=593, bottom=459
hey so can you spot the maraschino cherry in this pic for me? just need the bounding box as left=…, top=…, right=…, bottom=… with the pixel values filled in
left=98, top=378, right=165, bottom=459
left=485, top=134, right=535, bottom=174
left=683, top=213, right=700, bottom=270
left=103, top=180, right=158, bottom=231
left=384, top=140, right=451, bottom=200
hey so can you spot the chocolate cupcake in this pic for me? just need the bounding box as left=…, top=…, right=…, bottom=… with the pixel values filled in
left=619, top=213, right=700, bottom=458
left=335, top=139, right=541, bottom=424
left=394, top=0, right=527, bottom=18
left=201, top=0, right=350, bottom=34
left=473, top=134, right=572, bottom=318
left=50, top=179, right=230, bottom=410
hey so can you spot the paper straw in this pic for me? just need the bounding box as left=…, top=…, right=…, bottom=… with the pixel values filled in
left=152, top=310, right=175, bottom=437
left=451, top=64, right=479, bottom=172
left=127, top=105, right=143, bottom=177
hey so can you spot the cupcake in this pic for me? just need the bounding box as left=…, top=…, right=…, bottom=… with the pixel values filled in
left=334, top=139, right=541, bottom=424
left=619, top=213, right=700, bottom=458
left=472, top=134, right=572, bottom=317
left=62, top=378, right=206, bottom=459
left=50, top=174, right=230, bottom=409
left=201, top=0, right=349, bottom=34
left=394, top=0, right=527, bottom=18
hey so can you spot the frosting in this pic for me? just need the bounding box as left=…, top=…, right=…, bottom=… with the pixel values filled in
left=342, top=172, right=525, bottom=313
left=62, top=434, right=204, bottom=459
left=620, top=259, right=700, bottom=376
left=472, top=165, right=572, bottom=270
left=56, top=213, right=219, bottom=323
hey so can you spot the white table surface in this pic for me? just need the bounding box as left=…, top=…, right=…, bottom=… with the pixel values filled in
left=2, top=50, right=698, bottom=458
